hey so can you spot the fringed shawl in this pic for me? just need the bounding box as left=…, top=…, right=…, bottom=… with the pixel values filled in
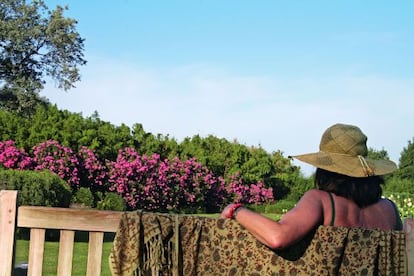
left=109, top=211, right=406, bottom=275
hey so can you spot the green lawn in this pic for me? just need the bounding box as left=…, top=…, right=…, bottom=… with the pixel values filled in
left=15, top=239, right=114, bottom=276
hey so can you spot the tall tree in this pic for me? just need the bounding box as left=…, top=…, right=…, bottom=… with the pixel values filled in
left=367, top=147, right=391, bottom=160
left=0, top=0, right=86, bottom=116
left=397, top=138, right=414, bottom=180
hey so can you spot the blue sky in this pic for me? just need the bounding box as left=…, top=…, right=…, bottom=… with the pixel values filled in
left=42, top=1, right=414, bottom=175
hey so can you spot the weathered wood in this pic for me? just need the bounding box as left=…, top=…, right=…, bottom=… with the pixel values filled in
left=17, top=206, right=122, bottom=275
left=17, top=206, right=122, bottom=232
left=0, top=190, right=123, bottom=276
left=28, top=228, right=45, bottom=276
left=87, top=231, right=105, bottom=276
left=57, top=230, right=75, bottom=276
left=0, top=190, right=17, bottom=276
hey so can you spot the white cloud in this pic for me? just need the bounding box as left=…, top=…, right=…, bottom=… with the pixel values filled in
left=41, top=59, right=414, bottom=175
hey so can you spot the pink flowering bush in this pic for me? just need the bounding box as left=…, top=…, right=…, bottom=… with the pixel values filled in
left=108, top=148, right=227, bottom=212
left=0, top=139, right=276, bottom=211
left=108, top=148, right=168, bottom=210
left=166, top=157, right=227, bottom=212
left=228, top=173, right=274, bottom=204
left=77, top=146, right=108, bottom=188
left=0, top=140, right=33, bottom=169
left=32, top=140, right=80, bottom=187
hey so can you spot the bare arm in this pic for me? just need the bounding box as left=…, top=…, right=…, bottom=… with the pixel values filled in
left=221, top=189, right=324, bottom=249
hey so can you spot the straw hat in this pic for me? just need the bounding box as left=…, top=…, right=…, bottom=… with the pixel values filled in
left=292, top=123, right=397, bottom=177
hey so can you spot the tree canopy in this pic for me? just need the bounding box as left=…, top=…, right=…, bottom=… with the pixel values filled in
left=0, top=105, right=412, bottom=207
left=0, top=0, right=86, bottom=116
left=396, top=138, right=414, bottom=180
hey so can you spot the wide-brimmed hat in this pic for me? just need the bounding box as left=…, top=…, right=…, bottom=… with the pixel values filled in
left=291, top=123, right=397, bottom=177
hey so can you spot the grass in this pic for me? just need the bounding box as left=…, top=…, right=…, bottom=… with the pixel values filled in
left=13, top=212, right=282, bottom=275
left=14, top=233, right=115, bottom=276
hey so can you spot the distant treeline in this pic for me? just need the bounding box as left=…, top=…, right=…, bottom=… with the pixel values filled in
left=0, top=104, right=413, bottom=202
left=0, top=104, right=312, bottom=201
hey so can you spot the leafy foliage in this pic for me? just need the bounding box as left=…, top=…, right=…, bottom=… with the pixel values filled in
left=367, top=147, right=391, bottom=160
left=396, top=138, right=414, bottom=180
left=71, top=187, right=94, bottom=207
left=0, top=0, right=86, bottom=115
left=0, top=105, right=301, bottom=202
left=384, top=192, right=414, bottom=219
left=0, top=168, right=71, bottom=207
left=0, top=137, right=276, bottom=212
left=383, top=177, right=414, bottom=195
left=96, top=192, right=126, bottom=211
left=2, top=103, right=413, bottom=212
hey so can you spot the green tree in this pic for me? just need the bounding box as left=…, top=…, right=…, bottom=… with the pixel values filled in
left=178, top=134, right=244, bottom=178
left=367, top=147, right=390, bottom=160
left=240, top=146, right=273, bottom=184
left=270, top=150, right=304, bottom=200
left=0, top=108, right=30, bottom=144
left=132, top=123, right=179, bottom=160
left=396, top=138, right=414, bottom=180
left=0, top=0, right=86, bottom=116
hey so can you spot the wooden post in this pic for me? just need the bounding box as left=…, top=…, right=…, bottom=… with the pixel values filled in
left=0, top=190, right=18, bottom=276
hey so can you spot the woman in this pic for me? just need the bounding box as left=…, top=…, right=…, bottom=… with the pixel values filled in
left=221, top=123, right=402, bottom=250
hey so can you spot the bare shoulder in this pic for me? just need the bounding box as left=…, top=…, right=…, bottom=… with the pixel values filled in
left=302, top=189, right=328, bottom=200
left=365, top=197, right=397, bottom=216
left=293, top=189, right=327, bottom=209
left=362, top=197, right=401, bottom=230
left=376, top=197, right=398, bottom=211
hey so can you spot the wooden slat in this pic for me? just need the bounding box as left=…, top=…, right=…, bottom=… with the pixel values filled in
left=1, top=190, right=124, bottom=276
left=28, top=228, right=46, bottom=276
left=0, top=190, right=18, bottom=276
left=87, top=231, right=104, bottom=276
left=17, top=206, right=122, bottom=232
left=57, top=230, right=75, bottom=276
left=404, top=218, right=414, bottom=276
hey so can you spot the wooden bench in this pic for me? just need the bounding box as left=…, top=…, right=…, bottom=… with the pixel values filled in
left=0, top=190, right=122, bottom=276
left=1, top=189, right=414, bottom=275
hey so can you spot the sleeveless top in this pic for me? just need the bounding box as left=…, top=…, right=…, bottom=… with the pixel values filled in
left=327, top=192, right=403, bottom=230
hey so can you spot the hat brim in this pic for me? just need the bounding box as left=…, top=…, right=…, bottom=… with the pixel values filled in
left=292, top=151, right=397, bottom=177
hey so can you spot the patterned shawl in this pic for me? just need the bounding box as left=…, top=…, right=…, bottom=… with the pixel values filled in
left=109, top=211, right=406, bottom=275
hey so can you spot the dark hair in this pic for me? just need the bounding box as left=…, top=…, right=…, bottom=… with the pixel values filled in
left=314, top=168, right=384, bottom=208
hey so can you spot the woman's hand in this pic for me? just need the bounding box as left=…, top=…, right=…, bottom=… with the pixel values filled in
left=220, top=203, right=239, bottom=219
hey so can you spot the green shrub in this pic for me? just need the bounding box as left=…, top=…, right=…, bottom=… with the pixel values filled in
left=71, top=187, right=94, bottom=208
left=247, top=204, right=267, bottom=213
left=286, top=176, right=314, bottom=202
left=269, top=199, right=296, bottom=214
left=247, top=199, right=296, bottom=215
left=0, top=169, right=71, bottom=207
left=383, top=177, right=414, bottom=195
left=383, top=191, right=414, bottom=219
left=96, top=192, right=126, bottom=211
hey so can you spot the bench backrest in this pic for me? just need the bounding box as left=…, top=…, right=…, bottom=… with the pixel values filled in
left=0, top=190, right=122, bottom=276
left=1, top=190, right=414, bottom=275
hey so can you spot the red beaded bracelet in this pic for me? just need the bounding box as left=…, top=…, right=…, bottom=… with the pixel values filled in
left=228, top=203, right=243, bottom=219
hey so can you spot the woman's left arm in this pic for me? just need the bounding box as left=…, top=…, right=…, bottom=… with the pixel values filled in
left=221, top=189, right=324, bottom=249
